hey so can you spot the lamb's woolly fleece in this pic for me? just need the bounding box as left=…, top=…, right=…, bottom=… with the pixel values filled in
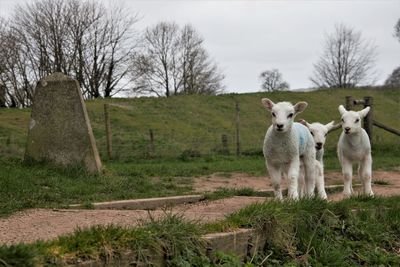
left=337, top=105, right=373, bottom=197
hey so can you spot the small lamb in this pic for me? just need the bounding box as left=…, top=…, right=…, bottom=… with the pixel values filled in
left=299, top=120, right=336, bottom=199
left=262, top=98, right=316, bottom=200
left=300, top=120, right=336, bottom=165
left=337, top=105, right=373, bottom=197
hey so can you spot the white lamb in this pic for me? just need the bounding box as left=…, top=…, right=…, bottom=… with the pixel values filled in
left=337, top=105, right=373, bottom=197
left=261, top=98, right=316, bottom=200
left=300, top=120, right=336, bottom=165
left=298, top=120, right=336, bottom=199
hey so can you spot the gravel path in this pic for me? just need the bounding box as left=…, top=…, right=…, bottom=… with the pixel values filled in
left=0, top=196, right=265, bottom=245
left=1, top=170, right=399, bottom=245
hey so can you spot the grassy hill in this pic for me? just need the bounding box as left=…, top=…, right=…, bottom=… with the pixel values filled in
left=0, top=88, right=398, bottom=216
left=0, top=88, right=399, bottom=161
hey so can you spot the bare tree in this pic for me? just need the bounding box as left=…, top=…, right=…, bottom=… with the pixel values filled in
left=259, top=69, right=289, bottom=92
left=132, top=22, right=180, bottom=97
left=395, top=18, right=400, bottom=42
left=178, top=25, right=224, bottom=95
left=0, top=19, right=35, bottom=107
left=385, top=67, right=400, bottom=87
left=131, top=22, right=224, bottom=97
left=310, top=24, right=377, bottom=88
left=0, top=0, right=138, bottom=107
left=75, top=3, right=138, bottom=98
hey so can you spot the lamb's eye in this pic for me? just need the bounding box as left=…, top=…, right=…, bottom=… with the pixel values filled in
left=311, top=132, right=314, bottom=136
left=355, top=118, right=360, bottom=123
left=325, top=133, right=327, bottom=137
left=341, top=118, right=344, bottom=123
left=272, top=112, right=276, bottom=117
left=287, top=113, right=294, bottom=118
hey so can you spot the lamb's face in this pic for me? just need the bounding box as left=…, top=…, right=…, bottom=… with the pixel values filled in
left=261, top=98, right=308, bottom=133
left=338, top=105, right=370, bottom=135
left=301, top=121, right=335, bottom=150
left=270, top=102, right=296, bottom=133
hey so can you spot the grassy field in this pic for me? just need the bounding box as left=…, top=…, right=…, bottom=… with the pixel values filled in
left=0, top=88, right=399, bottom=265
left=0, top=87, right=399, bottom=160
left=1, top=196, right=400, bottom=266
left=0, top=88, right=399, bottom=216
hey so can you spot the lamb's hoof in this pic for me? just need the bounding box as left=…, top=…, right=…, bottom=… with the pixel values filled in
left=288, top=193, right=299, bottom=201
left=365, top=191, right=374, bottom=197
left=342, top=191, right=352, bottom=199
left=319, top=192, right=328, bottom=200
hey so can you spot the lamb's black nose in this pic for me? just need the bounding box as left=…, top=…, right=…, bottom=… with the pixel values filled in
left=316, top=142, right=323, bottom=150
left=344, top=127, right=350, bottom=133
left=277, top=124, right=283, bottom=129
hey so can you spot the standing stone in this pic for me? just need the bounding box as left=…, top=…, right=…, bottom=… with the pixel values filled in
left=25, top=73, right=102, bottom=173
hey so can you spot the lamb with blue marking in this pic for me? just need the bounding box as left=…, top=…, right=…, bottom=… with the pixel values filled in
left=261, top=98, right=316, bottom=200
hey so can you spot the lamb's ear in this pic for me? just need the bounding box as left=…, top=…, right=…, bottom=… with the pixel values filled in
left=338, top=105, right=347, bottom=116
left=294, top=102, right=308, bottom=114
left=261, top=98, right=274, bottom=111
left=299, top=119, right=311, bottom=128
left=325, top=121, right=335, bottom=131
left=358, top=106, right=370, bottom=118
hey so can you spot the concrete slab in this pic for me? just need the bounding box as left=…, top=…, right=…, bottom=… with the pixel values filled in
left=70, top=194, right=204, bottom=210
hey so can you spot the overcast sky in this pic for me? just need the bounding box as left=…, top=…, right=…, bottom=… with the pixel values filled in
left=0, top=0, right=399, bottom=93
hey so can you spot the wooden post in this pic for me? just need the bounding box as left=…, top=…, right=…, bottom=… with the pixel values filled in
left=363, top=96, right=373, bottom=144
left=345, top=96, right=353, bottom=110
left=235, top=102, right=241, bottom=156
left=104, top=104, right=112, bottom=159
left=221, top=134, right=228, bottom=154
left=149, top=129, right=155, bottom=157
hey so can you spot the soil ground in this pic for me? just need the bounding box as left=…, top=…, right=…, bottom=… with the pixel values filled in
left=1, top=171, right=399, bottom=245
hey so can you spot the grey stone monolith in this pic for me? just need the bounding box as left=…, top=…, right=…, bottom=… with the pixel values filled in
left=25, top=72, right=102, bottom=173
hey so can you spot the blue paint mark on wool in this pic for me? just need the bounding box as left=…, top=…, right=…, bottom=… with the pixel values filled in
left=293, top=122, right=310, bottom=155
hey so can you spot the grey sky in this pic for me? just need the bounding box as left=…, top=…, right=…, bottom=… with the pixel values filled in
left=0, top=0, right=399, bottom=93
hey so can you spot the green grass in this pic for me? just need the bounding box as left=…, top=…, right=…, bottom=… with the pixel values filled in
left=0, top=158, right=193, bottom=217
left=205, top=196, right=400, bottom=266
left=0, top=154, right=267, bottom=216
left=0, top=87, right=399, bottom=160
left=1, top=149, right=399, bottom=217
left=2, top=196, right=400, bottom=266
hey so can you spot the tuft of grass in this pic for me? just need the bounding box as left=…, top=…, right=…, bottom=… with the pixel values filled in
left=206, top=196, right=400, bottom=266
left=0, top=213, right=211, bottom=266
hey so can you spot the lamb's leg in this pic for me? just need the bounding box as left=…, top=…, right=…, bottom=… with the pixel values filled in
left=303, top=157, right=316, bottom=197
left=267, top=161, right=282, bottom=200
left=315, top=161, right=327, bottom=199
left=287, top=159, right=300, bottom=200
left=359, top=154, right=374, bottom=196
left=341, top=158, right=353, bottom=198
left=298, top=164, right=305, bottom=198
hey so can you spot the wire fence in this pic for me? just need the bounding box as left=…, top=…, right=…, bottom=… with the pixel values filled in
left=1, top=95, right=399, bottom=161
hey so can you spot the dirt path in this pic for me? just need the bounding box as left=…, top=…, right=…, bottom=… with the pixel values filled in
left=193, top=170, right=400, bottom=196
left=1, top=170, right=399, bottom=245
left=0, top=196, right=265, bottom=245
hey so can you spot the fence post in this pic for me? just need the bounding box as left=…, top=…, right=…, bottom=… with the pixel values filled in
left=221, top=134, right=228, bottom=154
left=104, top=104, right=112, bottom=159
left=149, top=129, right=155, bottom=157
left=363, top=96, right=373, bottom=144
left=235, top=102, right=241, bottom=156
left=345, top=96, right=353, bottom=110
